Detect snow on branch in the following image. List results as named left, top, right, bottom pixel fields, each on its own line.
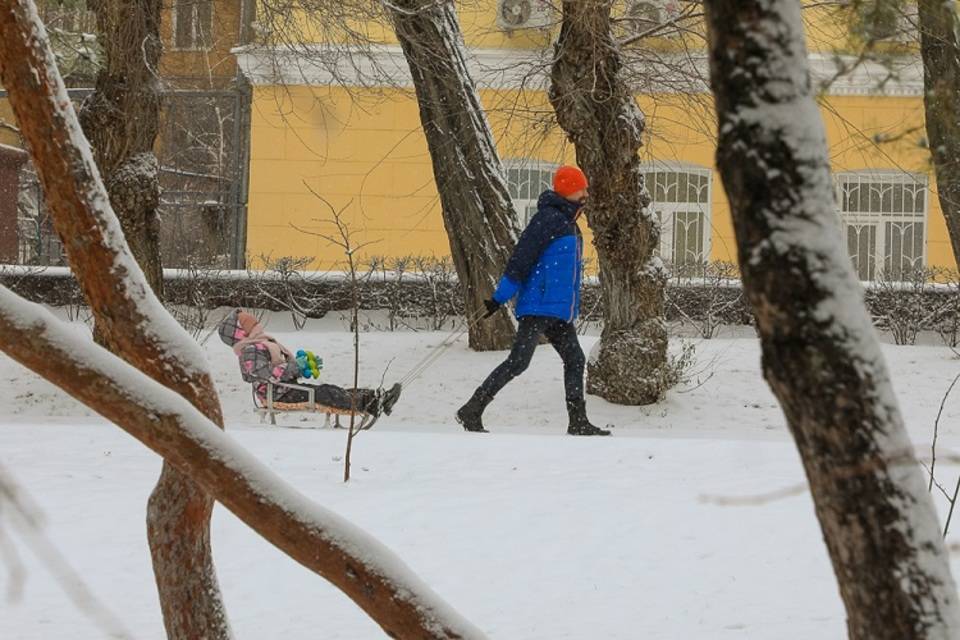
left=0, top=285, right=485, bottom=640
left=0, top=0, right=213, bottom=397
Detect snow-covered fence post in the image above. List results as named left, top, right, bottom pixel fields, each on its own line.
left=705, top=1, right=960, bottom=638
left=0, top=1, right=234, bottom=637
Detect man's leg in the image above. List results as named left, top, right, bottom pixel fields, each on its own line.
left=543, top=320, right=586, bottom=403
left=544, top=321, right=609, bottom=436
left=477, top=316, right=550, bottom=398
left=457, top=315, right=550, bottom=432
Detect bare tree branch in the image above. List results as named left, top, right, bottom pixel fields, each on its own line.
left=0, top=289, right=484, bottom=639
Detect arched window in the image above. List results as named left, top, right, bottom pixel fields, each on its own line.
left=504, top=159, right=559, bottom=225
left=835, top=171, right=928, bottom=281
left=641, top=163, right=712, bottom=268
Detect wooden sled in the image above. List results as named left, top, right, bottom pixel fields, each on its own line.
left=255, top=381, right=378, bottom=431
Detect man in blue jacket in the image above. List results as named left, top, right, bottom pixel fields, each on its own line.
left=456, top=165, right=610, bottom=436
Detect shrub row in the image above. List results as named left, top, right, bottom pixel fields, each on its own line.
left=3, top=259, right=959, bottom=346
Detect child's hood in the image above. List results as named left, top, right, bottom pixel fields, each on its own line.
left=218, top=309, right=262, bottom=347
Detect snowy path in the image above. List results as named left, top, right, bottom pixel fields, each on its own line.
left=3, top=315, right=960, bottom=638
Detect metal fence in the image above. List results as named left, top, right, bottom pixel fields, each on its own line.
left=157, top=85, right=251, bottom=269
left=7, top=82, right=251, bottom=269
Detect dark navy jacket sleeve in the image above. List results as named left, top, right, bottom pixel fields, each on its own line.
left=493, top=208, right=567, bottom=304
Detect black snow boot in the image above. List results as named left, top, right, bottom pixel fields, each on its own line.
left=456, top=391, right=492, bottom=433
left=379, top=383, right=402, bottom=416
left=566, top=399, right=611, bottom=436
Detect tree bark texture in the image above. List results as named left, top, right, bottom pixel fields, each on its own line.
left=549, top=0, right=670, bottom=405
left=388, top=0, right=519, bottom=352
left=0, top=289, right=486, bottom=640
left=0, top=3, right=231, bottom=638
left=79, top=0, right=165, bottom=296
left=705, top=1, right=960, bottom=638
left=918, top=0, right=960, bottom=268
left=0, top=5, right=486, bottom=636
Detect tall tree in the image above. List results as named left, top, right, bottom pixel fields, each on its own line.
left=705, top=1, right=960, bottom=637
left=0, top=3, right=484, bottom=636
left=16, top=1, right=230, bottom=636
left=918, top=0, right=960, bottom=266
left=386, top=0, right=520, bottom=351
left=549, top=0, right=671, bottom=405
left=79, top=0, right=164, bottom=295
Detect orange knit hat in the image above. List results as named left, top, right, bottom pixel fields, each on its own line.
left=553, top=166, right=589, bottom=197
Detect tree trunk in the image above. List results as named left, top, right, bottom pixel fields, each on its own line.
left=2, top=2, right=230, bottom=638
left=0, top=291, right=485, bottom=640
left=918, top=0, right=960, bottom=268
left=80, top=0, right=164, bottom=296
left=549, top=1, right=670, bottom=405
left=705, top=1, right=960, bottom=638
left=0, top=5, right=484, bottom=634
left=146, top=467, right=229, bottom=639
left=388, top=0, right=519, bottom=351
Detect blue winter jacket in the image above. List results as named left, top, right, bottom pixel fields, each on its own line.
left=492, top=190, right=584, bottom=322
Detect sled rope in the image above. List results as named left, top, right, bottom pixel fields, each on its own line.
left=398, top=307, right=487, bottom=387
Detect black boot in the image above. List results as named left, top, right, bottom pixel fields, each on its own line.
left=379, top=383, right=402, bottom=416
left=566, top=399, right=610, bottom=436
left=456, top=390, right=492, bottom=433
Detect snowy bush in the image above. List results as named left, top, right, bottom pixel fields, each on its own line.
left=868, top=267, right=934, bottom=345
left=866, top=267, right=957, bottom=346
left=664, top=261, right=746, bottom=338
left=933, top=273, right=960, bottom=350
left=162, top=261, right=229, bottom=341
left=5, top=258, right=960, bottom=341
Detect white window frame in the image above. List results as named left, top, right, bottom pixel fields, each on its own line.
left=641, top=162, right=713, bottom=268
left=623, top=0, right=685, bottom=39
left=834, top=170, right=928, bottom=282
left=504, top=158, right=560, bottom=225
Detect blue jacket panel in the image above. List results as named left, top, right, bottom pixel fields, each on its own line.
left=493, top=191, right=584, bottom=322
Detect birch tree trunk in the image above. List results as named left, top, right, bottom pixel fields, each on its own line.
left=918, top=0, right=960, bottom=267
left=388, top=0, right=519, bottom=351
left=0, top=2, right=231, bottom=638
left=549, top=0, right=670, bottom=405
left=705, top=1, right=960, bottom=637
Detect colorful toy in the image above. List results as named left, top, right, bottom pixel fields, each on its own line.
left=296, top=350, right=323, bottom=379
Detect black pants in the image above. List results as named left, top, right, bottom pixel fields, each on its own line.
left=277, top=383, right=376, bottom=413
left=477, top=315, right=585, bottom=403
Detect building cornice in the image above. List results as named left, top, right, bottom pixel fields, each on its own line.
left=233, top=44, right=924, bottom=98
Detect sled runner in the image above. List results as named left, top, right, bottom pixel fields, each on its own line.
left=255, top=380, right=379, bottom=431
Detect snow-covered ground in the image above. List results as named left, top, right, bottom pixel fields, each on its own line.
left=3, top=311, right=960, bottom=639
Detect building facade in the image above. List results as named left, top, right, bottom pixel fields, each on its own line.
left=1, top=1, right=950, bottom=280
left=232, top=1, right=950, bottom=279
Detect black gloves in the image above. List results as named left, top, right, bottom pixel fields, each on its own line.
left=483, top=298, right=502, bottom=318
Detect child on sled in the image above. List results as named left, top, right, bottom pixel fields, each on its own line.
left=219, top=309, right=401, bottom=418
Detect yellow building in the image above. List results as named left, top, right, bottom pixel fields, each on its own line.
left=230, top=0, right=951, bottom=280
left=1, top=1, right=947, bottom=278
